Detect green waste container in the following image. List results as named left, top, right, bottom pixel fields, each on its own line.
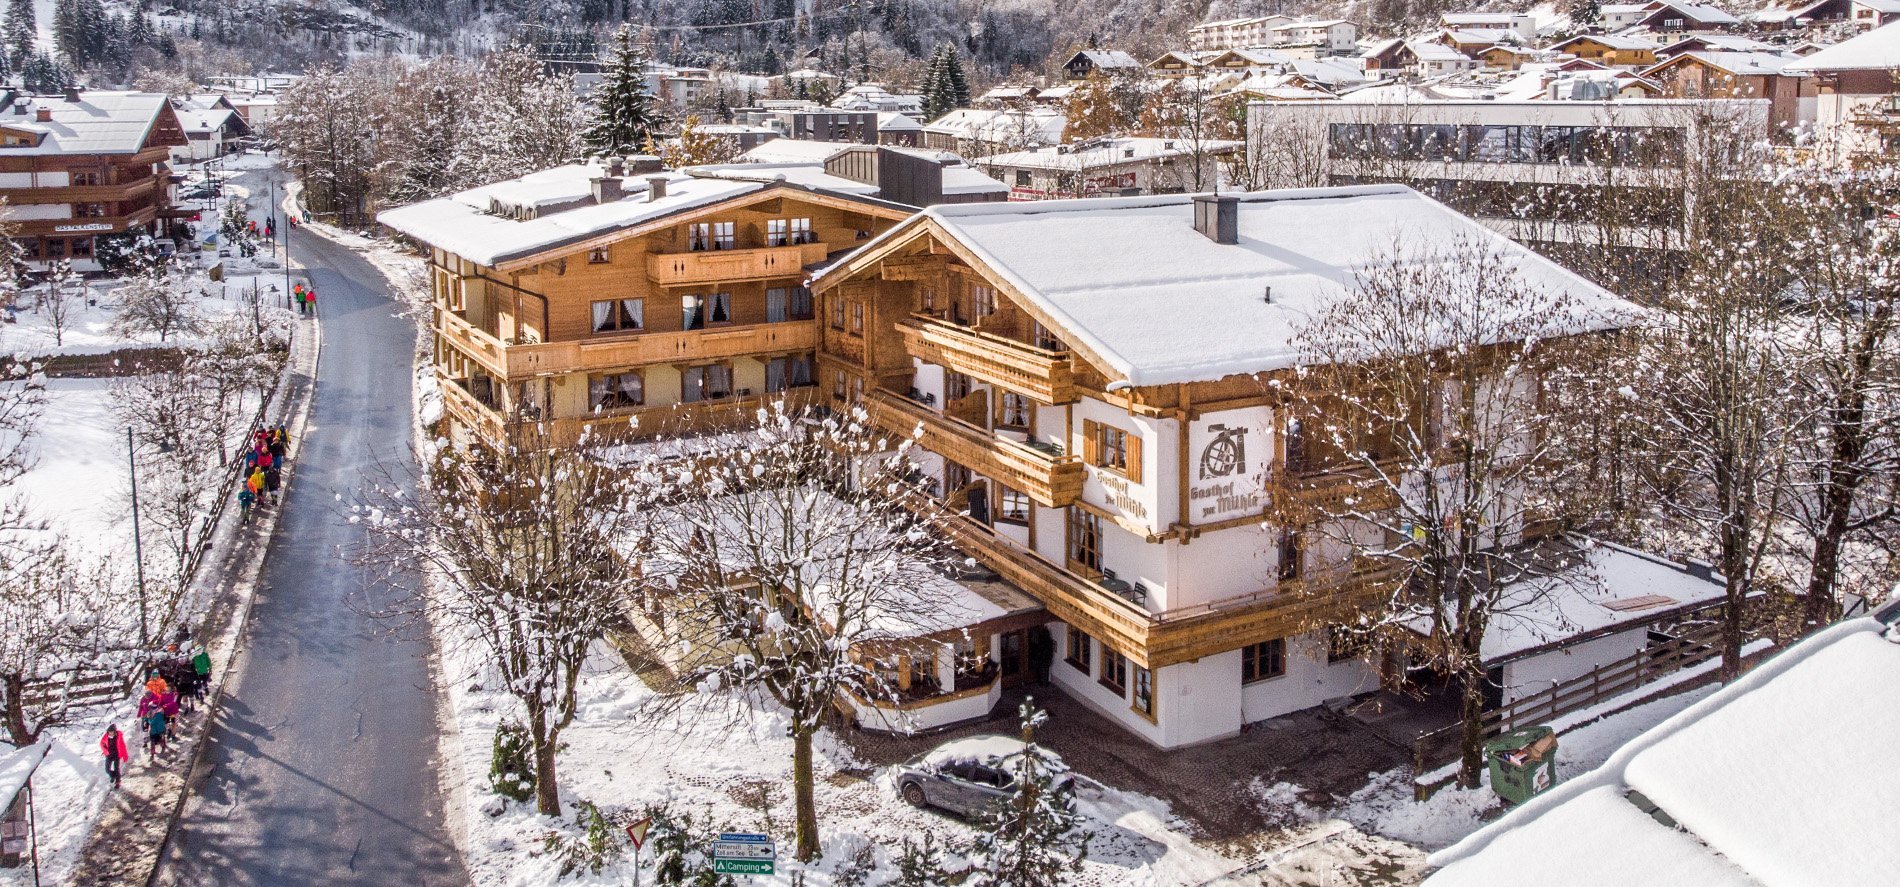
left=1486, top=726, right=1559, bottom=805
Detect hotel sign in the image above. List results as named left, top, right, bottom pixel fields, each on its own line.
left=1188, top=408, right=1274, bottom=524
left=53, top=222, right=113, bottom=233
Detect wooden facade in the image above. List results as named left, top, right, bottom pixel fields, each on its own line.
left=0, top=96, right=188, bottom=263
left=426, top=185, right=912, bottom=449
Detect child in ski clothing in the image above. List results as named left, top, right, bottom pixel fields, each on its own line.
left=238, top=486, right=255, bottom=522
left=191, top=645, right=212, bottom=698
left=145, top=708, right=169, bottom=756
left=265, top=465, right=281, bottom=495
left=268, top=434, right=286, bottom=463
left=249, top=468, right=267, bottom=503
left=101, top=724, right=129, bottom=788
left=304, top=287, right=316, bottom=315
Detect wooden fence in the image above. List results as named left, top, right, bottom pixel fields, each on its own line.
left=1411, top=621, right=1724, bottom=780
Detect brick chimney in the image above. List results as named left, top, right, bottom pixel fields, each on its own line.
left=35, top=106, right=50, bottom=123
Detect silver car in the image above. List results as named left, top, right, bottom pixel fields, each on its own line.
left=892, top=735, right=1073, bottom=818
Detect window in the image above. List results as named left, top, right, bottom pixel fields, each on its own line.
left=766, top=354, right=814, bottom=392
left=765, top=286, right=813, bottom=322
left=1242, top=639, right=1286, bottom=684
left=45, top=238, right=64, bottom=258
left=681, top=293, right=731, bottom=330
left=1015, top=170, right=1031, bottom=187
left=996, top=486, right=1030, bottom=525
left=830, top=295, right=846, bottom=329
left=588, top=372, right=644, bottom=410
left=791, top=217, right=813, bottom=244
left=590, top=299, right=643, bottom=333
left=687, top=221, right=734, bottom=250
left=70, top=170, right=100, bottom=186
left=73, top=203, right=106, bottom=218
left=832, top=370, right=847, bottom=400
left=766, top=218, right=789, bottom=247
left=70, top=236, right=91, bottom=257
left=920, top=286, right=937, bottom=314
left=1083, top=420, right=1140, bottom=480
left=970, top=284, right=996, bottom=320
left=998, top=391, right=1031, bottom=429
left=1065, top=626, right=1092, bottom=673
left=588, top=246, right=611, bottom=263
left=1032, top=321, right=1064, bottom=351
left=1276, top=530, right=1302, bottom=583
left=1067, top=508, right=1103, bottom=576
left=944, top=371, right=972, bottom=401
left=681, top=364, right=734, bottom=402
left=1100, top=647, right=1128, bottom=695
left=1284, top=418, right=1309, bottom=473
left=1133, top=665, right=1155, bottom=718
left=849, top=300, right=865, bottom=335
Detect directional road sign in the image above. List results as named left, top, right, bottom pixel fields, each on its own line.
left=712, top=832, right=776, bottom=876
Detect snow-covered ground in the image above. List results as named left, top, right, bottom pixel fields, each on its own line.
left=14, top=378, right=129, bottom=561
left=439, top=638, right=1245, bottom=886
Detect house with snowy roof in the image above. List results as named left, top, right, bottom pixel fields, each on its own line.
left=1425, top=603, right=1900, bottom=887
left=376, top=159, right=917, bottom=450
left=1850, top=0, right=1900, bottom=27
left=1268, top=19, right=1360, bottom=55
left=1188, top=15, right=1294, bottom=52
left=1630, top=0, right=1745, bottom=37
left=169, top=94, right=252, bottom=162
left=1550, top=33, right=1663, bottom=68
left=1440, top=12, right=1537, bottom=41
left=977, top=136, right=1240, bottom=201
left=1784, top=21, right=1900, bottom=160
left=0, top=89, right=189, bottom=271
left=1063, top=50, right=1144, bottom=81
left=806, top=185, right=1641, bottom=746
left=920, top=108, right=1067, bottom=156
left=1641, top=50, right=1817, bottom=130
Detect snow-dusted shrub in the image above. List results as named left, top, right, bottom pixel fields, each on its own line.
left=542, top=799, right=627, bottom=877
left=487, top=719, right=535, bottom=803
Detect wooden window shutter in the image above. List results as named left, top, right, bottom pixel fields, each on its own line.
left=1082, top=419, right=1100, bottom=465
left=1125, top=432, right=1143, bottom=483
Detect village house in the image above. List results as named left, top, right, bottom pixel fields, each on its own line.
left=1063, top=50, right=1144, bottom=81
left=920, top=107, right=1068, bottom=156
left=1603, top=1, right=1666, bottom=29
left=1785, top=20, right=1900, bottom=161
left=1640, top=50, right=1817, bottom=131
left=170, top=94, right=254, bottom=162
left=0, top=90, right=188, bottom=271
left=806, top=185, right=1637, bottom=746
left=1549, top=34, right=1663, bottom=68
left=1267, top=19, right=1360, bottom=55
left=1439, top=12, right=1538, bottom=42
left=376, top=160, right=917, bottom=450
left=978, top=137, right=1239, bottom=201
left=1630, top=0, right=1745, bottom=38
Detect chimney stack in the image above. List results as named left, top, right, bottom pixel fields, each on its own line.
left=35, top=106, right=51, bottom=123
left=607, top=155, right=625, bottom=177
left=62, top=86, right=80, bottom=103
left=1192, top=195, right=1239, bottom=245
left=646, top=175, right=669, bottom=202
left=590, top=175, right=624, bottom=204
left=12, top=98, right=26, bottom=116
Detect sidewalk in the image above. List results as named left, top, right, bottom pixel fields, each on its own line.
left=65, top=307, right=322, bottom=887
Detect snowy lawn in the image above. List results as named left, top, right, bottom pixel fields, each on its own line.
left=0, top=283, right=263, bottom=359
left=0, top=696, right=150, bottom=887
left=14, top=378, right=130, bottom=561
left=441, top=639, right=1247, bottom=886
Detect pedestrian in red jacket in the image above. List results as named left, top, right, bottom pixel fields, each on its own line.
left=100, top=724, right=129, bottom=788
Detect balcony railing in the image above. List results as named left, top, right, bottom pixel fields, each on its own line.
left=647, top=242, right=829, bottom=287
left=438, top=310, right=821, bottom=381
left=898, top=316, right=1076, bottom=404
left=0, top=176, right=159, bottom=205
left=866, top=389, right=1084, bottom=508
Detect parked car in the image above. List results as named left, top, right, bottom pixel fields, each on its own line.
left=892, top=735, right=1072, bottom=818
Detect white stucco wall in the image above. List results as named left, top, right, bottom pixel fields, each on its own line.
left=1239, top=631, right=1381, bottom=724
left=1501, top=628, right=1649, bottom=705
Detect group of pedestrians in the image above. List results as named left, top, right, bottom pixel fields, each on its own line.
left=292, top=282, right=318, bottom=316
left=238, top=424, right=293, bottom=523
left=101, top=640, right=213, bottom=789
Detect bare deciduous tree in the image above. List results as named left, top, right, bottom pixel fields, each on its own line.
left=355, top=424, right=640, bottom=817
left=111, top=266, right=203, bottom=343
left=39, top=260, right=81, bottom=348
left=623, top=399, right=968, bottom=861
left=1274, top=233, right=1612, bottom=786
left=0, top=543, right=127, bottom=746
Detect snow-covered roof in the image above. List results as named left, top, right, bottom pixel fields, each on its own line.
left=1554, top=33, right=1662, bottom=51
left=1649, top=50, right=1802, bottom=76
left=685, top=163, right=880, bottom=196
left=1856, top=0, right=1900, bottom=11
left=737, top=138, right=861, bottom=164
left=1786, top=21, right=1900, bottom=72
left=922, top=108, right=1067, bottom=146
left=877, top=111, right=924, bottom=131
left=1272, top=18, right=1353, bottom=31
left=1403, top=542, right=1729, bottom=663
left=821, top=185, right=1636, bottom=387
left=941, top=166, right=1009, bottom=196
left=1428, top=616, right=1900, bottom=887
left=1654, top=0, right=1743, bottom=23
left=1660, top=34, right=1778, bottom=54
left=1443, top=28, right=1520, bottom=44
left=1443, top=12, right=1531, bottom=24
left=982, top=136, right=1241, bottom=172
left=1412, top=42, right=1476, bottom=62
left=377, top=164, right=767, bottom=267
left=177, top=107, right=240, bottom=135
left=0, top=91, right=176, bottom=155
left=1070, top=50, right=1142, bottom=69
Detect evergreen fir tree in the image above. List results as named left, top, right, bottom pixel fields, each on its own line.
left=919, top=44, right=948, bottom=121
left=1567, top=0, right=1603, bottom=29
left=941, top=43, right=970, bottom=110
left=583, top=23, right=661, bottom=156
left=3, top=0, right=32, bottom=70
left=965, top=700, right=1090, bottom=887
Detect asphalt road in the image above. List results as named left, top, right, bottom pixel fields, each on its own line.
left=156, top=177, right=467, bottom=885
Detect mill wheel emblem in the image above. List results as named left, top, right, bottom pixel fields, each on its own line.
left=1199, top=424, right=1247, bottom=479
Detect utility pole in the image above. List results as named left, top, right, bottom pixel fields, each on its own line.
left=127, top=428, right=148, bottom=651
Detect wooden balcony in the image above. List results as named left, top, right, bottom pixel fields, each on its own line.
left=12, top=204, right=159, bottom=238
left=544, top=387, right=822, bottom=448
left=866, top=389, right=1084, bottom=508
left=438, top=310, right=821, bottom=381
left=898, top=317, right=1076, bottom=404
left=0, top=176, right=159, bottom=205
left=1272, top=462, right=1405, bottom=519
left=646, top=242, right=829, bottom=287
left=438, top=378, right=506, bottom=442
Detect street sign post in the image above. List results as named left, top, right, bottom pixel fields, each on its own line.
left=624, top=817, right=653, bottom=886
left=712, top=832, right=776, bottom=877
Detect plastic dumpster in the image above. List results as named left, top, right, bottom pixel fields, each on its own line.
left=1486, top=726, right=1559, bottom=805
